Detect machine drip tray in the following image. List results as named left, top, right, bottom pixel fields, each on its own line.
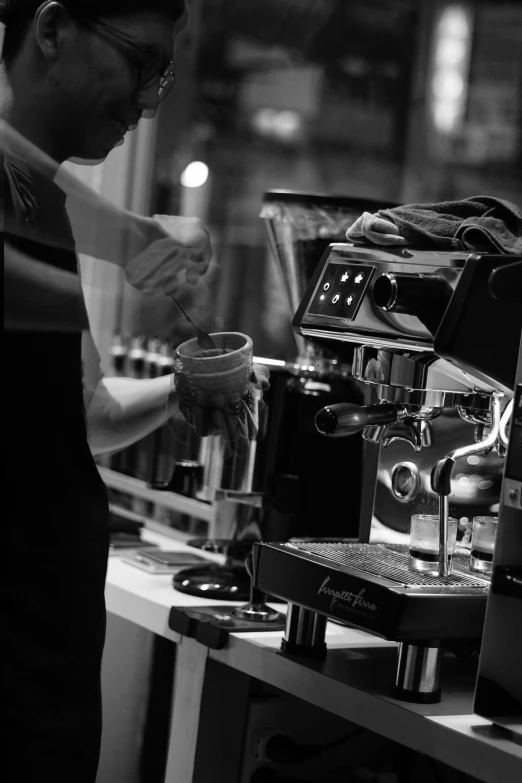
left=253, top=541, right=490, bottom=644
left=292, top=542, right=489, bottom=588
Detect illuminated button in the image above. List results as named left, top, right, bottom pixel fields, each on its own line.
left=331, top=293, right=340, bottom=304
left=345, top=295, right=354, bottom=306
left=341, top=271, right=351, bottom=283
left=354, top=273, right=364, bottom=285
left=323, top=282, right=331, bottom=291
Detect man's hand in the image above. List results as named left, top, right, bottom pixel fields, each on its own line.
left=124, top=214, right=212, bottom=295
left=182, top=363, right=271, bottom=447
left=251, top=363, right=270, bottom=395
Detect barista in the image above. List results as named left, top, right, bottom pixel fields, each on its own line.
left=1, top=2, right=268, bottom=781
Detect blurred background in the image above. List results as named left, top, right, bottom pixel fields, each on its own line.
left=65, top=0, right=522, bottom=368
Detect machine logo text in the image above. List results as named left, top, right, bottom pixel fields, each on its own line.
left=317, top=577, right=378, bottom=614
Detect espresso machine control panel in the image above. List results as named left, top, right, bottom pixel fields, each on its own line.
left=307, top=262, right=375, bottom=321
left=294, top=244, right=468, bottom=351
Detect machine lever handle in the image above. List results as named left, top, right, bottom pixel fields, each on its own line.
left=315, top=403, right=399, bottom=437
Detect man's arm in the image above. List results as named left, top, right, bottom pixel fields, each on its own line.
left=4, top=241, right=89, bottom=332
left=3, top=120, right=148, bottom=264
left=82, top=330, right=177, bottom=456
left=86, top=374, right=177, bottom=456
left=63, top=176, right=212, bottom=287
left=3, top=121, right=211, bottom=279
left=59, top=167, right=213, bottom=287
left=56, top=167, right=155, bottom=265
left=82, top=329, right=271, bottom=455
left=57, top=161, right=212, bottom=278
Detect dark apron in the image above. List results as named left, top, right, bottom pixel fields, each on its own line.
left=2, top=152, right=110, bottom=782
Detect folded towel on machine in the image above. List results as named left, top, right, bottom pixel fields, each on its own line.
left=346, top=195, right=522, bottom=254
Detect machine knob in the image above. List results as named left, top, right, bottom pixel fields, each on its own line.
left=373, top=272, right=453, bottom=313
left=315, top=403, right=399, bottom=437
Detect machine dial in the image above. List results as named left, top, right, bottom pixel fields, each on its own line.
left=391, top=462, right=421, bottom=502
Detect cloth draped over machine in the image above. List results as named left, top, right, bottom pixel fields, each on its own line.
left=346, top=195, right=522, bottom=254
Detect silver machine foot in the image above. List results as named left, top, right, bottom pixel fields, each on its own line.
left=393, top=642, right=443, bottom=703
left=281, top=602, right=327, bottom=658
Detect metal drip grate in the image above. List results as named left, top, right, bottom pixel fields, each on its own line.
left=285, top=542, right=489, bottom=588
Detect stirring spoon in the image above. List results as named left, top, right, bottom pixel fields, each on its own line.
left=170, top=295, right=218, bottom=352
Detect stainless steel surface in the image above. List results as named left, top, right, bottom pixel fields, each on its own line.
left=377, top=385, right=458, bottom=408
left=499, top=399, right=514, bottom=448
left=395, top=643, right=442, bottom=695
left=391, top=462, right=420, bottom=502
left=233, top=602, right=282, bottom=623
left=458, top=406, right=492, bottom=427
left=352, top=347, right=494, bottom=398
left=363, top=425, right=385, bottom=444
left=301, top=245, right=467, bottom=351
left=301, top=326, right=428, bottom=352
left=432, top=396, right=502, bottom=576
left=419, top=419, right=433, bottom=447
left=382, top=420, right=424, bottom=452
left=438, top=495, right=451, bottom=578
left=198, top=429, right=258, bottom=497
left=284, top=603, right=328, bottom=648
left=441, top=399, right=503, bottom=468
left=376, top=272, right=400, bottom=311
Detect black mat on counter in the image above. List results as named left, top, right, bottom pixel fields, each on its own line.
left=168, top=605, right=286, bottom=649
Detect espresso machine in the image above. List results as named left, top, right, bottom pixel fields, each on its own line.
left=174, top=191, right=396, bottom=602
left=252, top=244, right=522, bottom=702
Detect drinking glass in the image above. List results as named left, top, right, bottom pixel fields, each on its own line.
left=409, top=514, right=458, bottom=576
left=470, top=516, right=498, bottom=574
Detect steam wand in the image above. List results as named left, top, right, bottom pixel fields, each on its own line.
left=431, top=396, right=502, bottom=577
left=499, top=399, right=514, bottom=449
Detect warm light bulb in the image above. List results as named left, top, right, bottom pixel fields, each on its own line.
left=430, top=4, right=473, bottom=135
left=432, top=70, right=465, bottom=102
left=180, top=161, right=209, bottom=188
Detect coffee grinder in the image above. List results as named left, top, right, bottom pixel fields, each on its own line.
left=173, top=192, right=396, bottom=604
left=252, top=245, right=521, bottom=702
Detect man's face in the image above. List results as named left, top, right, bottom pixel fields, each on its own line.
left=49, top=12, right=178, bottom=161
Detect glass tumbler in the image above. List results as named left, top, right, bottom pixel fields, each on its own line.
left=409, top=514, right=458, bottom=576
left=470, top=516, right=498, bottom=574
left=174, top=332, right=254, bottom=438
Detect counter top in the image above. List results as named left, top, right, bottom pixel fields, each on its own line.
left=105, top=529, right=522, bottom=783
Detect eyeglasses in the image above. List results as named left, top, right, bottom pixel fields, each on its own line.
left=76, top=17, right=176, bottom=103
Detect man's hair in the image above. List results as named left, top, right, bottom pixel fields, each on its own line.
left=1, top=1, right=187, bottom=65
